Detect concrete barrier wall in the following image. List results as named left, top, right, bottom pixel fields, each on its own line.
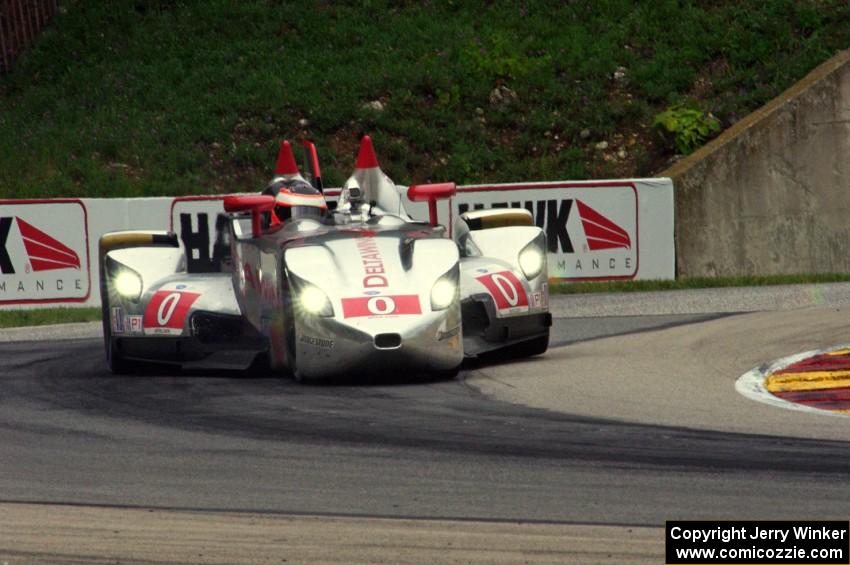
left=663, top=49, right=850, bottom=277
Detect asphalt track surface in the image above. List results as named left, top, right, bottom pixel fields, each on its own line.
left=3, top=285, right=850, bottom=562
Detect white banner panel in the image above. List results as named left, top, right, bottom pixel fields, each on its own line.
left=0, top=199, right=91, bottom=305
left=170, top=196, right=233, bottom=274
left=454, top=182, right=638, bottom=280
left=449, top=179, right=674, bottom=281
left=0, top=177, right=674, bottom=308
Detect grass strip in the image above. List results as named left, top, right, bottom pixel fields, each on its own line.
left=551, top=273, right=850, bottom=294
left=0, top=307, right=101, bottom=329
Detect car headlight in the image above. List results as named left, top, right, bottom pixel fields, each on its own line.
left=105, top=256, right=143, bottom=301
left=299, top=284, right=334, bottom=317
left=114, top=270, right=143, bottom=299
left=518, top=235, right=546, bottom=280
left=112, top=267, right=142, bottom=302
left=430, top=276, right=457, bottom=311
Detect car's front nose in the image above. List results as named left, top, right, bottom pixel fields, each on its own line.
left=293, top=308, right=463, bottom=380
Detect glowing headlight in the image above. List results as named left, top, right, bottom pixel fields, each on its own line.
left=114, top=270, right=142, bottom=300
left=299, top=285, right=333, bottom=317
left=519, top=244, right=544, bottom=280
left=430, top=278, right=457, bottom=311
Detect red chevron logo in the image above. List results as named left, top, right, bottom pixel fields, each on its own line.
left=16, top=217, right=81, bottom=271
left=576, top=200, right=631, bottom=251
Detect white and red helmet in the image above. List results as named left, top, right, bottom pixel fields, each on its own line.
left=263, top=178, right=327, bottom=223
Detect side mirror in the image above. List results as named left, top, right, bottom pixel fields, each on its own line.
left=224, top=195, right=275, bottom=237
left=407, top=182, right=456, bottom=226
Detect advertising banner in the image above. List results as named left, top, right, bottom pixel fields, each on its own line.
left=0, top=177, right=674, bottom=308
left=171, top=196, right=232, bottom=274
left=0, top=199, right=91, bottom=305
left=453, top=182, right=641, bottom=281
left=398, top=179, right=673, bottom=281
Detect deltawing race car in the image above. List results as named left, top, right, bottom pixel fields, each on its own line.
left=100, top=136, right=551, bottom=380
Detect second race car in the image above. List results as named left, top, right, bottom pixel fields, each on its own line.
left=100, top=136, right=551, bottom=380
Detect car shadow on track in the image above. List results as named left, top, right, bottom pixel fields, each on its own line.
left=119, top=351, right=557, bottom=386
left=99, top=337, right=551, bottom=387
left=110, top=360, right=459, bottom=388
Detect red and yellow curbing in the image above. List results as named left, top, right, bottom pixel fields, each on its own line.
left=764, top=349, right=850, bottom=413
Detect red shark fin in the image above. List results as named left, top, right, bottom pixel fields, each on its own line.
left=274, top=140, right=299, bottom=176
left=355, top=135, right=379, bottom=169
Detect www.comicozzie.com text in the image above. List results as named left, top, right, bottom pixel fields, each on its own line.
left=670, top=524, right=847, bottom=544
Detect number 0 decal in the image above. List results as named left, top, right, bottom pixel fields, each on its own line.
left=367, top=296, right=396, bottom=315
left=157, top=292, right=182, bottom=325
left=143, top=290, right=201, bottom=334
left=476, top=271, right=529, bottom=310
left=342, top=295, right=421, bottom=318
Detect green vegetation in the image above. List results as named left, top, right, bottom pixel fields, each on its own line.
left=551, top=273, right=850, bottom=294
left=0, top=307, right=100, bottom=328
left=653, top=102, right=721, bottom=155
left=1, top=1, right=848, bottom=199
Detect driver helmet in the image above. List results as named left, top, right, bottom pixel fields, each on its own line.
left=263, top=178, right=327, bottom=223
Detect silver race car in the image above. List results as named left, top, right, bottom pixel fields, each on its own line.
left=100, top=137, right=551, bottom=380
